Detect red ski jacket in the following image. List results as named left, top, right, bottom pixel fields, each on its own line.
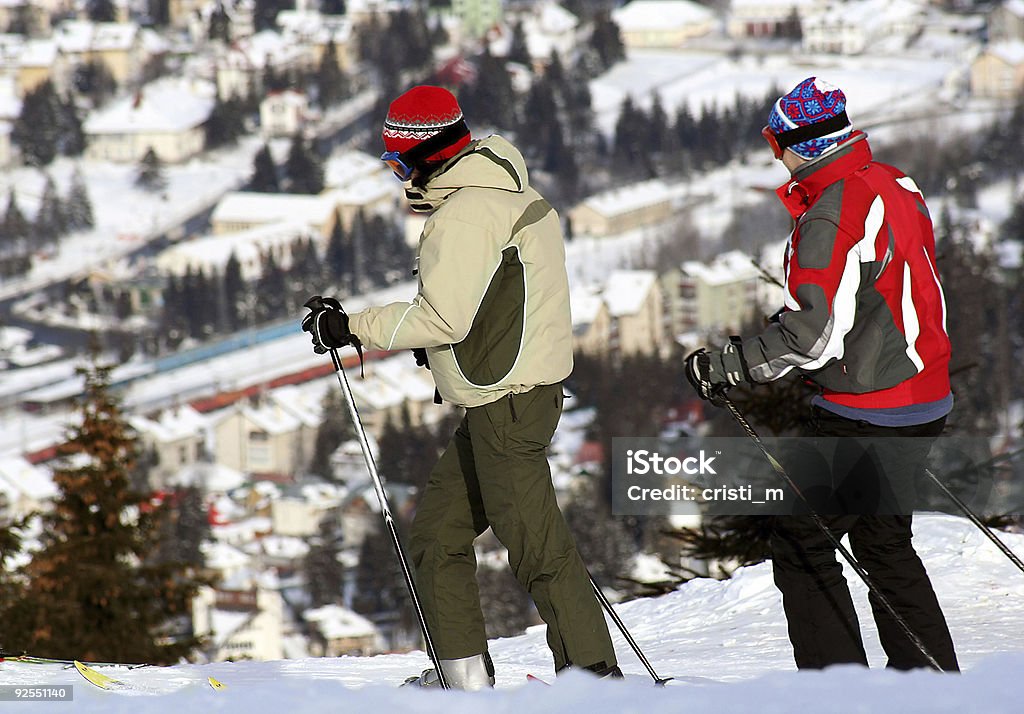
left=742, top=132, right=952, bottom=411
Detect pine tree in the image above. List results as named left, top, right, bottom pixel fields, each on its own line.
left=249, top=144, right=280, bottom=192
left=0, top=352, right=204, bottom=663
left=33, top=174, right=67, bottom=248
left=73, top=61, right=117, bottom=109
left=310, top=387, right=356, bottom=479
left=316, top=40, right=347, bottom=108
left=223, top=252, right=246, bottom=331
left=1, top=188, right=30, bottom=244
left=86, top=0, right=116, bottom=22
left=284, top=133, right=324, bottom=194
left=208, top=3, right=232, bottom=43
left=136, top=148, right=167, bottom=191
left=304, top=517, right=345, bottom=607
left=12, top=80, right=61, bottom=167
left=57, top=95, right=86, bottom=157
left=507, top=21, right=532, bottom=67
left=65, top=167, right=95, bottom=231
left=591, top=12, right=625, bottom=71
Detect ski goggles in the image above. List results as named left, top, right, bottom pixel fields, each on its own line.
left=761, top=111, right=850, bottom=159
left=380, top=119, right=470, bottom=180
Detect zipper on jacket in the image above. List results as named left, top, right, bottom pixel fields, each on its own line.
left=508, top=393, right=518, bottom=422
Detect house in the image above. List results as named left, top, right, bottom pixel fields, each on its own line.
left=0, top=455, right=57, bottom=519
left=801, top=0, right=926, bottom=55
left=727, top=0, right=820, bottom=39
left=211, top=192, right=341, bottom=239
left=84, top=78, right=216, bottom=164
left=0, top=0, right=51, bottom=38
left=970, top=41, right=1024, bottom=98
left=611, top=0, right=715, bottom=50
left=322, top=149, right=402, bottom=231
left=568, top=179, right=684, bottom=238
left=304, top=604, right=382, bottom=656
left=155, top=221, right=322, bottom=280
left=128, top=405, right=208, bottom=491
left=276, top=10, right=357, bottom=72
left=990, top=0, right=1024, bottom=43
left=260, top=89, right=313, bottom=138
left=207, top=391, right=320, bottom=479
left=192, top=579, right=286, bottom=661
left=570, top=285, right=612, bottom=358
left=664, top=250, right=764, bottom=343
left=603, top=270, right=666, bottom=357
left=270, top=481, right=346, bottom=538
left=215, top=30, right=312, bottom=101
left=54, top=20, right=145, bottom=87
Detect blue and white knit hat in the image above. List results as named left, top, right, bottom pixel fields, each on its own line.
left=767, top=77, right=853, bottom=159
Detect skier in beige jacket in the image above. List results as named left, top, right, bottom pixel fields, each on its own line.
left=301, top=85, right=618, bottom=689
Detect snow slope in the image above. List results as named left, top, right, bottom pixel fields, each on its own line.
left=3, top=514, right=1024, bottom=713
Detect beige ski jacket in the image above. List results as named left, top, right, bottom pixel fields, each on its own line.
left=348, top=135, right=573, bottom=407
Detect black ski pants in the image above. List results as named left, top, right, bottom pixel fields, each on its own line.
left=770, top=407, right=959, bottom=671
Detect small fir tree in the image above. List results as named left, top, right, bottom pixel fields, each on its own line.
left=136, top=148, right=167, bottom=191
left=0, top=350, right=204, bottom=663
left=249, top=144, right=280, bottom=192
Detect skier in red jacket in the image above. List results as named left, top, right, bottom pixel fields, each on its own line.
left=685, top=77, right=959, bottom=671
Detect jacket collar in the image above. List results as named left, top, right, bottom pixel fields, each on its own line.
left=775, top=132, right=872, bottom=218
left=404, top=135, right=528, bottom=213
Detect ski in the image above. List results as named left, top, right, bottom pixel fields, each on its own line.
left=72, top=659, right=226, bottom=693
left=526, top=674, right=550, bottom=685
left=74, top=660, right=133, bottom=691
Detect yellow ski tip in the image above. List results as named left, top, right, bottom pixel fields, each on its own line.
left=74, top=660, right=124, bottom=690
left=208, top=676, right=227, bottom=691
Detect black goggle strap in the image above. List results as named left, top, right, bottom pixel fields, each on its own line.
left=773, top=111, right=850, bottom=150
left=396, top=119, right=470, bottom=169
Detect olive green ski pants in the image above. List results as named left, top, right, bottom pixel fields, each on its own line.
left=409, top=383, right=617, bottom=671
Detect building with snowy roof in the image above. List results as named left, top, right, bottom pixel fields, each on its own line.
left=207, top=390, right=320, bottom=480
left=192, top=579, right=285, bottom=662
left=128, top=405, right=209, bottom=490
left=211, top=191, right=340, bottom=240
left=664, top=249, right=764, bottom=342
left=276, top=9, right=357, bottom=72
left=84, top=77, right=216, bottom=163
left=727, top=0, right=822, bottom=39
left=569, top=270, right=667, bottom=359
left=155, top=220, right=321, bottom=281
left=260, top=89, right=314, bottom=138
left=0, top=0, right=50, bottom=38
left=214, top=30, right=313, bottom=101
left=570, top=285, right=612, bottom=358
left=54, top=20, right=145, bottom=86
left=611, top=0, right=715, bottom=49
left=568, top=179, right=685, bottom=238
left=801, top=0, right=926, bottom=55
left=604, top=269, right=666, bottom=357
left=990, top=0, right=1024, bottom=43
left=970, top=40, right=1024, bottom=98
left=304, top=604, right=382, bottom=657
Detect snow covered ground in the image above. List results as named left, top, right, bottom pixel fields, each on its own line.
left=3, top=514, right=1023, bottom=712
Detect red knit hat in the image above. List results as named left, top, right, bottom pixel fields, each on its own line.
left=382, top=86, right=472, bottom=165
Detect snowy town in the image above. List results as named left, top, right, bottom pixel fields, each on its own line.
left=0, top=0, right=1023, bottom=678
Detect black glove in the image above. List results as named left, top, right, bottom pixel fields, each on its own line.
left=302, top=296, right=359, bottom=354
left=684, top=337, right=751, bottom=404
left=412, top=347, right=430, bottom=370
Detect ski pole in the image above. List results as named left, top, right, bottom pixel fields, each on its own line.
left=304, top=297, right=449, bottom=690
left=588, top=575, right=672, bottom=685
left=922, top=468, right=1024, bottom=577
left=721, top=396, right=946, bottom=672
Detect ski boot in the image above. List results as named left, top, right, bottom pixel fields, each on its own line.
left=402, top=652, right=495, bottom=691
